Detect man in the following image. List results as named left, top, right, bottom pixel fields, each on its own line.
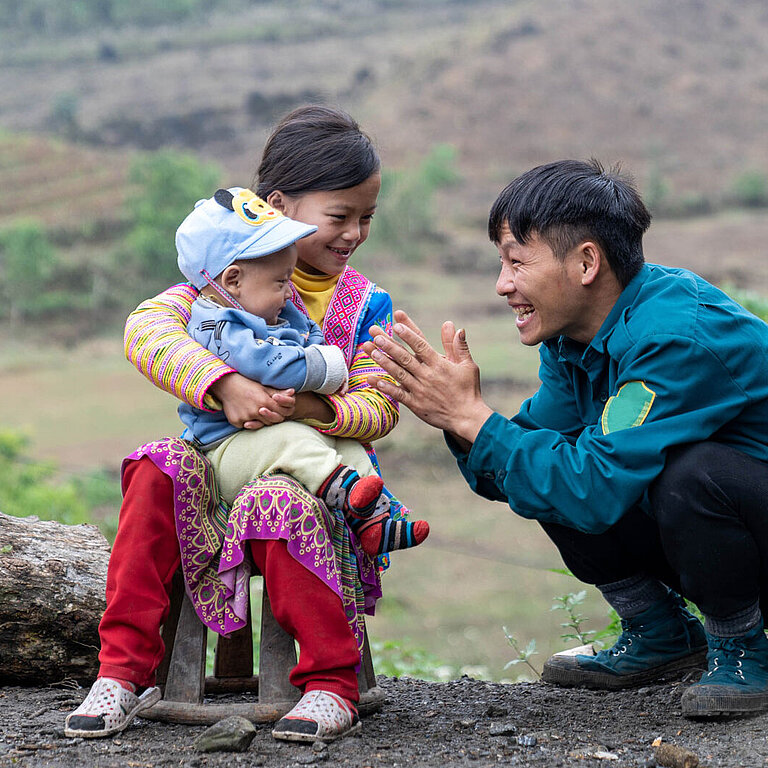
left=363, top=159, right=768, bottom=718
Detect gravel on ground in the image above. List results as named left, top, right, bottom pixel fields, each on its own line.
left=1, top=674, right=765, bottom=767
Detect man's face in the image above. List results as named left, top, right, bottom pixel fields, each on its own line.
left=495, top=223, right=593, bottom=346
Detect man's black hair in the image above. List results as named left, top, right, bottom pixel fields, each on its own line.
left=488, top=159, right=652, bottom=287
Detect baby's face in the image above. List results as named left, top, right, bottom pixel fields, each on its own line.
left=236, top=245, right=297, bottom=324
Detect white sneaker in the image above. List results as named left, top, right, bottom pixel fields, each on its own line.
left=64, top=678, right=161, bottom=738
left=271, top=690, right=361, bottom=742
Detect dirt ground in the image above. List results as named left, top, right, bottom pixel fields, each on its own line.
left=1, top=673, right=765, bottom=768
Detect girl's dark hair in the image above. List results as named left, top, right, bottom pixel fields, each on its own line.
left=488, top=159, right=651, bottom=287
left=252, top=105, right=380, bottom=198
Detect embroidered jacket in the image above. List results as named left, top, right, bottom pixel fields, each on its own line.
left=448, top=264, right=768, bottom=533
left=124, top=267, right=399, bottom=444
left=179, top=298, right=348, bottom=447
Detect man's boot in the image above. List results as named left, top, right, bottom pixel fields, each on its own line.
left=681, top=624, right=768, bottom=717
left=542, top=592, right=707, bottom=689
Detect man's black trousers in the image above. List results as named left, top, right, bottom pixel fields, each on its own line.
left=540, top=442, right=768, bottom=622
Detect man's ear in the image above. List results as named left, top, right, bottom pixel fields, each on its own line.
left=219, top=264, right=242, bottom=295
left=578, top=242, right=602, bottom=286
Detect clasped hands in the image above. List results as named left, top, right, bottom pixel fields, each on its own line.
left=210, top=374, right=335, bottom=430
left=362, top=310, right=494, bottom=446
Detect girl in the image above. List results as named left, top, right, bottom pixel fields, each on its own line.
left=66, top=106, right=415, bottom=743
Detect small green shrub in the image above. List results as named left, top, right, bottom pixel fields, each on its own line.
left=367, top=143, right=460, bottom=263
left=0, top=218, right=58, bottom=322
left=644, top=164, right=670, bottom=216
left=122, top=150, right=220, bottom=293
left=675, top=191, right=712, bottom=217
left=551, top=590, right=595, bottom=646
left=50, top=91, right=80, bottom=138
left=0, top=430, right=88, bottom=525
left=730, top=170, right=768, bottom=208
left=0, top=430, right=119, bottom=539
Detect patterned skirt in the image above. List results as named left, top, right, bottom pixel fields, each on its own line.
left=123, top=437, right=382, bottom=656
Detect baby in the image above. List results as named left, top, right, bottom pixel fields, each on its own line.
left=175, top=187, right=429, bottom=556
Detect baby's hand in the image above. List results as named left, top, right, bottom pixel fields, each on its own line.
left=335, top=381, right=349, bottom=396
left=212, top=373, right=294, bottom=429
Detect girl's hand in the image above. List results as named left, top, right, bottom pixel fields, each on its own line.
left=210, top=372, right=295, bottom=430
left=292, top=391, right=336, bottom=423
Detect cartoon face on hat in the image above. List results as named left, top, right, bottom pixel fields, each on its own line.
left=230, top=188, right=283, bottom=227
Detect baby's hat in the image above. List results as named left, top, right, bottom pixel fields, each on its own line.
left=177, top=187, right=317, bottom=289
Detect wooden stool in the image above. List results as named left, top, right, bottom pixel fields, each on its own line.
left=142, top=570, right=384, bottom=725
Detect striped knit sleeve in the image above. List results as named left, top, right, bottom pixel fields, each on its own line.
left=314, top=346, right=400, bottom=442
left=124, top=283, right=235, bottom=411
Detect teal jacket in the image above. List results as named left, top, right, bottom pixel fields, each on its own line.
left=450, top=264, right=768, bottom=533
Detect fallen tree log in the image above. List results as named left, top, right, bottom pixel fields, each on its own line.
left=0, top=511, right=110, bottom=685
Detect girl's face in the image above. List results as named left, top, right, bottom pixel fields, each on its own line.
left=269, top=173, right=381, bottom=276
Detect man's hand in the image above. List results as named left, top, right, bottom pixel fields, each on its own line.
left=362, top=310, right=494, bottom=445
left=209, top=372, right=295, bottom=430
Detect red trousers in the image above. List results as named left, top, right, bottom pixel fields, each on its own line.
left=98, top=456, right=360, bottom=702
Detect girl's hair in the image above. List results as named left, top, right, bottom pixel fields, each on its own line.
left=253, top=105, right=380, bottom=198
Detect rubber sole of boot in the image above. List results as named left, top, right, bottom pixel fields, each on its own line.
left=542, top=648, right=708, bottom=690
left=681, top=685, right=768, bottom=718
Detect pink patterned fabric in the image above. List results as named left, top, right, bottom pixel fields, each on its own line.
left=124, top=438, right=381, bottom=655
left=289, top=266, right=373, bottom=367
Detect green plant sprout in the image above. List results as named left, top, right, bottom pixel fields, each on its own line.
left=548, top=569, right=703, bottom=653
left=502, top=627, right=540, bottom=679
left=549, top=568, right=622, bottom=650
left=551, top=590, right=595, bottom=646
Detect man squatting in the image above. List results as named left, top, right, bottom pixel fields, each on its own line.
left=364, top=159, right=768, bottom=718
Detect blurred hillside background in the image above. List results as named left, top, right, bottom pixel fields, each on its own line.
left=2, top=0, right=768, bottom=681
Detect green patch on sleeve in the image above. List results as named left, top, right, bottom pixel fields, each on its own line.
left=601, top=381, right=656, bottom=435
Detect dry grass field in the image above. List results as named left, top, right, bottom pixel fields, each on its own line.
left=2, top=1, right=768, bottom=210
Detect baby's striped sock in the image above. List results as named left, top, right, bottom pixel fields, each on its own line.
left=350, top=512, right=430, bottom=557
left=317, top=465, right=383, bottom=519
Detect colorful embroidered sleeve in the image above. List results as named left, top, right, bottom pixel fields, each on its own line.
left=309, top=286, right=399, bottom=442
left=313, top=347, right=400, bottom=442
left=125, top=280, right=399, bottom=432
left=124, top=283, right=234, bottom=411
